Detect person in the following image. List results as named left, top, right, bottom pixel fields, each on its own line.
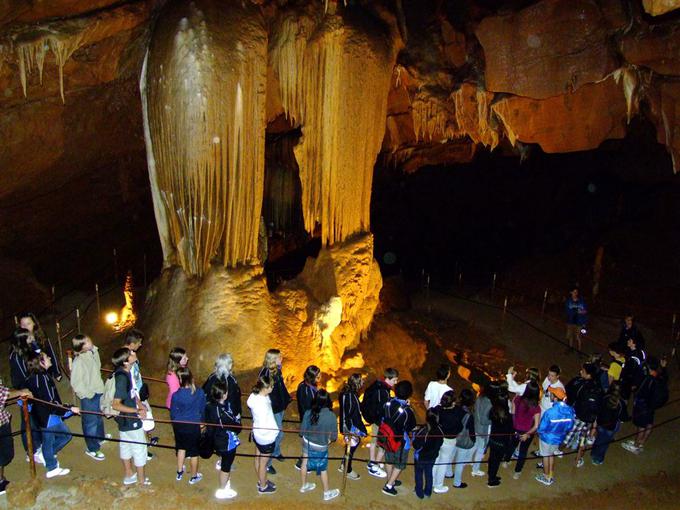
left=540, top=365, right=565, bottom=413
left=535, top=387, right=574, bottom=486
left=607, top=342, right=626, bottom=387
left=618, top=313, right=644, bottom=347
left=0, top=380, right=32, bottom=494
left=18, top=312, right=61, bottom=381
left=622, top=357, right=668, bottom=455
left=166, top=347, right=188, bottom=409
left=423, top=364, right=452, bottom=409
left=258, top=349, right=291, bottom=473
left=450, top=389, right=476, bottom=489
left=619, top=335, right=647, bottom=402
left=506, top=381, right=540, bottom=479
left=170, top=367, right=206, bottom=484
left=563, top=363, right=602, bottom=467
left=591, top=381, right=627, bottom=464
left=202, top=353, right=242, bottom=420
left=299, top=389, right=340, bottom=501
left=295, top=365, right=320, bottom=471
left=123, top=330, right=157, bottom=455
left=506, top=366, right=540, bottom=397
left=412, top=409, right=443, bottom=499
left=205, top=379, right=241, bottom=500
left=24, top=352, right=80, bottom=478
left=247, top=375, right=279, bottom=494
left=110, top=347, right=150, bottom=486
left=486, top=381, right=513, bottom=488
left=9, top=328, right=43, bottom=464
left=432, top=390, right=456, bottom=493
left=70, top=334, right=106, bottom=461
left=361, top=368, right=399, bottom=478
left=471, top=381, right=493, bottom=477
left=565, top=286, right=587, bottom=352
left=380, top=380, right=416, bottom=496
left=338, top=373, right=366, bottom=480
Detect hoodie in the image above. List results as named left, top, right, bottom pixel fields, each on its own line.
left=537, top=401, right=575, bottom=446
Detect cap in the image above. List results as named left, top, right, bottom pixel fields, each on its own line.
left=548, top=386, right=567, bottom=401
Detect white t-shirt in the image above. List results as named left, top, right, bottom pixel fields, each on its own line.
left=540, top=377, right=565, bottom=412
left=424, top=381, right=453, bottom=408
left=247, top=393, right=279, bottom=445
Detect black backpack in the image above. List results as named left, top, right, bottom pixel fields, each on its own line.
left=361, top=381, right=382, bottom=425
left=576, top=381, right=602, bottom=423
left=650, top=377, right=669, bottom=410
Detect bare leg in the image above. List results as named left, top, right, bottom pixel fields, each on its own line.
left=258, top=453, right=270, bottom=487
left=189, top=456, right=198, bottom=478
left=122, top=458, right=134, bottom=478
left=136, top=465, right=145, bottom=484
left=376, top=447, right=385, bottom=464
left=387, top=467, right=401, bottom=486
left=320, top=470, right=329, bottom=492
left=177, top=449, right=186, bottom=473
left=543, top=456, right=554, bottom=478
left=636, top=425, right=653, bottom=447
left=300, top=457, right=308, bottom=486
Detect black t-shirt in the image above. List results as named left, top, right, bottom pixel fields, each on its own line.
left=114, top=370, right=142, bottom=431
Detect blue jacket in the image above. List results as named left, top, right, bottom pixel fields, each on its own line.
left=537, top=402, right=575, bottom=445
left=565, top=297, right=588, bottom=326
left=170, top=387, right=206, bottom=423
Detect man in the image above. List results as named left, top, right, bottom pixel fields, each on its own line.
left=380, top=381, right=416, bottom=496
left=0, top=382, right=32, bottom=495
left=619, top=335, right=647, bottom=402
left=618, top=314, right=644, bottom=347
left=361, top=368, right=398, bottom=478
left=563, top=363, right=602, bottom=467
left=565, top=287, right=588, bottom=352
left=535, top=387, right=574, bottom=486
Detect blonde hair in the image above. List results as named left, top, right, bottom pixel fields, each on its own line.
left=262, top=349, right=280, bottom=377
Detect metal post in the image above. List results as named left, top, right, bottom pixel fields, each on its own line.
left=22, top=398, right=36, bottom=478
left=502, top=296, right=508, bottom=330
left=672, top=313, right=677, bottom=342
left=426, top=274, right=431, bottom=314
left=55, top=321, right=64, bottom=368
left=95, top=283, right=101, bottom=317
left=341, top=436, right=352, bottom=493
left=113, top=248, right=119, bottom=284
left=76, top=308, right=81, bottom=334
left=541, top=289, right=548, bottom=317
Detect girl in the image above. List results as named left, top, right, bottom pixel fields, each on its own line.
left=166, top=347, right=188, bottom=409
left=203, top=353, right=242, bottom=419
left=170, top=367, right=206, bottom=484
left=24, top=352, right=80, bottom=478
left=450, top=389, right=476, bottom=489
left=471, top=381, right=493, bottom=477
left=506, top=380, right=541, bottom=479
left=205, top=379, right=241, bottom=499
left=18, top=312, right=61, bottom=381
left=431, top=390, right=456, bottom=493
left=258, top=349, right=291, bottom=472
left=338, top=373, right=366, bottom=480
left=247, top=375, right=279, bottom=494
left=412, top=409, right=444, bottom=499
left=487, top=381, right=512, bottom=488
left=591, top=381, right=627, bottom=464
left=296, top=365, right=320, bottom=470
left=299, top=389, right=340, bottom=501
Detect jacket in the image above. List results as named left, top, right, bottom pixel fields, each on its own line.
left=70, top=347, right=105, bottom=399
left=9, top=351, right=29, bottom=389
left=170, top=387, right=206, bottom=423
left=361, top=379, right=392, bottom=424
left=258, top=366, right=291, bottom=414
left=24, top=373, right=70, bottom=428
left=537, top=401, right=575, bottom=445
left=205, top=401, right=241, bottom=454
left=296, top=382, right=317, bottom=420
left=339, top=390, right=367, bottom=435
left=382, top=398, right=416, bottom=438
left=202, top=373, right=242, bottom=417
left=300, top=407, right=338, bottom=446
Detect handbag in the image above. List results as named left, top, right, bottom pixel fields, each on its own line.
left=141, top=402, right=155, bottom=432
left=456, top=413, right=475, bottom=449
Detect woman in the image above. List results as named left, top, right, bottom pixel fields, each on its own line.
left=299, top=389, right=340, bottom=501
left=170, top=367, right=206, bottom=484
left=506, top=380, right=541, bottom=479
left=487, top=381, right=513, bottom=488
left=295, top=365, right=320, bottom=470
left=471, top=381, right=493, bottom=477
left=203, top=353, right=242, bottom=419
left=450, top=389, right=476, bottom=489
left=258, top=349, right=291, bottom=472
left=338, top=373, right=366, bottom=480
left=247, top=375, right=279, bottom=494
left=591, top=381, right=627, bottom=464
left=431, top=390, right=457, bottom=493
left=166, top=347, right=188, bottom=409
left=18, top=312, right=61, bottom=381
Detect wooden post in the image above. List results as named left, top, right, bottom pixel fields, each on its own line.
left=492, top=273, right=497, bottom=292
left=22, top=398, right=36, bottom=479
left=13, top=315, right=18, bottom=327
left=426, top=274, right=431, bottom=315
left=672, top=313, right=677, bottom=343
left=458, top=272, right=463, bottom=286
left=76, top=308, right=81, bottom=334
left=541, top=289, right=548, bottom=317
left=55, top=321, right=64, bottom=368
left=95, top=283, right=101, bottom=317
left=502, top=296, right=508, bottom=330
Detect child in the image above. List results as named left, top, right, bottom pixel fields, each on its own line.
left=380, top=380, right=416, bottom=496
left=0, top=380, right=32, bottom=494
left=24, top=352, right=80, bottom=478
left=205, top=379, right=241, bottom=499
left=431, top=390, right=456, bottom=493
left=170, top=367, right=206, bottom=484
left=591, top=382, right=627, bottom=464
left=299, top=389, right=340, bottom=501
left=70, top=334, right=106, bottom=461
left=471, top=381, right=492, bottom=477
left=258, top=349, right=291, bottom=472
left=540, top=365, right=565, bottom=413
left=361, top=368, right=399, bottom=478
left=423, top=364, right=453, bottom=409
left=202, top=353, right=242, bottom=420
left=111, top=347, right=150, bottom=486
left=536, top=387, right=574, bottom=485
left=339, top=373, right=366, bottom=480
left=247, top=375, right=279, bottom=494
left=607, top=343, right=626, bottom=387
left=506, top=381, right=540, bottom=479
left=487, top=382, right=513, bottom=488
left=295, top=365, right=320, bottom=470
left=18, top=312, right=62, bottom=381
left=123, top=329, right=157, bottom=454
left=412, top=409, right=443, bottom=499
left=450, top=389, right=476, bottom=489
left=166, top=347, right=188, bottom=409
left=563, top=363, right=602, bottom=467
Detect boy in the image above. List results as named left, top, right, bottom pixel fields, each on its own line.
left=361, top=368, right=399, bottom=478
left=535, top=387, right=574, bottom=485
left=607, top=342, right=626, bottom=387
left=423, top=364, right=452, bottom=409
left=540, top=365, right=565, bottom=413
left=563, top=363, right=602, bottom=467
left=0, top=380, right=32, bottom=495
left=111, top=347, right=150, bottom=486
left=70, top=334, right=106, bottom=461
left=380, top=380, right=416, bottom=496
left=565, top=286, right=587, bottom=352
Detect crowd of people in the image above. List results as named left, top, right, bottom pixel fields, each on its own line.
left=0, top=305, right=672, bottom=501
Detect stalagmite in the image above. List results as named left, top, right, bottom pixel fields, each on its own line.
left=143, top=0, right=268, bottom=276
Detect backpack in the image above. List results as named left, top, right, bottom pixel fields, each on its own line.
left=101, top=372, right=121, bottom=418
left=650, top=377, right=669, bottom=410
left=575, top=381, right=602, bottom=423
left=360, top=382, right=382, bottom=424
left=377, top=421, right=401, bottom=453
left=456, top=413, right=474, bottom=449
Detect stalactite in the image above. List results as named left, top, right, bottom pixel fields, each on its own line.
left=144, top=0, right=267, bottom=276
left=451, top=84, right=499, bottom=149
left=411, top=94, right=454, bottom=142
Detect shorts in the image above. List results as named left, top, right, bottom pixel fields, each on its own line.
left=566, top=324, right=581, bottom=343
left=538, top=439, right=558, bottom=457
left=562, top=419, right=591, bottom=447
left=255, top=440, right=275, bottom=454
left=119, top=428, right=148, bottom=467
left=633, top=402, right=654, bottom=428
left=0, top=422, right=14, bottom=467
left=173, top=423, right=201, bottom=457
left=385, top=445, right=408, bottom=470
left=220, top=449, right=237, bottom=473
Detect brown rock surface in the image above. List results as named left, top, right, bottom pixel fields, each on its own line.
left=476, top=0, right=617, bottom=99
left=643, top=0, right=680, bottom=16
left=621, top=24, right=680, bottom=76
left=649, top=80, right=680, bottom=171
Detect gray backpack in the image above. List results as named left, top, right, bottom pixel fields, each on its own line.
left=456, top=413, right=474, bottom=449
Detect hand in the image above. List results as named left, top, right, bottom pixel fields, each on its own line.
left=71, top=407, right=81, bottom=415
left=20, top=389, right=33, bottom=398
left=56, top=376, right=63, bottom=382
left=520, top=433, right=528, bottom=442
left=138, top=407, right=148, bottom=420
left=661, top=357, right=668, bottom=368
left=200, top=425, right=206, bottom=433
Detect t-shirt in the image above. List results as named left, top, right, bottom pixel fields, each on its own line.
left=424, top=381, right=453, bottom=409
left=114, top=370, right=142, bottom=432
left=608, top=358, right=624, bottom=381
left=540, top=377, right=565, bottom=412
left=247, top=393, right=279, bottom=445
left=512, top=396, right=540, bottom=432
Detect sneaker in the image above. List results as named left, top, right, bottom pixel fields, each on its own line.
left=215, top=486, right=237, bottom=499
left=576, top=458, right=585, bottom=468
left=513, top=472, right=521, bottom=480
left=147, top=452, right=154, bottom=461
left=621, top=442, right=641, bottom=455
left=123, top=473, right=138, bottom=485
left=323, top=489, right=340, bottom=501
left=623, top=439, right=635, bottom=446
left=267, top=465, right=277, bottom=475
left=258, top=482, right=276, bottom=494
left=487, top=479, right=501, bottom=488
left=189, top=473, right=203, bottom=485
left=346, top=470, right=360, bottom=480
left=215, top=459, right=222, bottom=470
left=0, top=479, right=9, bottom=495
left=536, top=462, right=544, bottom=469
left=176, top=470, right=184, bottom=481
left=300, top=482, right=316, bottom=493
left=433, top=485, right=449, bottom=494
left=501, top=461, right=509, bottom=469
left=368, top=464, right=387, bottom=478
left=535, top=473, right=553, bottom=486
left=46, top=466, right=70, bottom=479
left=140, top=478, right=152, bottom=486
left=591, top=459, right=603, bottom=465
left=34, top=450, right=45, bottom=466
left=586, top=436, right=595, bottom=446
left=337, top=462, right=344, bottom=473
left=85, top=450, right=106, bottom=461
left=382, top=484, right=398, bottom=496
left=471, top=470, right=485, bottom=477
left=149, top=436, right=159, bottom=446
left=532, top=449, right=541, bottom=457
left=453, top=483, right=467, bottom=489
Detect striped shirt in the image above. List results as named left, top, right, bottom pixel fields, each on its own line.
left=0, top=385, right=11, bottom=426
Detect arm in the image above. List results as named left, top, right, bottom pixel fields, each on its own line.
left=521, top=412, right=540, bottom=441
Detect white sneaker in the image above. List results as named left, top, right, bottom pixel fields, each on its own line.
left=513, top=472, right=521, bottom=479
left=367, top=464, right=387, bottom=478
left=621, top=442, right=641, bottom=455
left=46, top=466, right=70, bottom=479
left=300, top=482, right=316, bottom=493
left=433, top=485, right=449, bottom=494
left=123, top=473, right=138, bottom=485
left=323, top=489, right=340, bottom=501
left=346, top=470, right=360, bottom=480
left=85, top=450, right=106, bottom=461
left=34, top=450, right=45, bottom=465
left=215, top=459, right=222, bottom=470
left=215, top=486, right=237, bottom=499
left=471, top=470, right=485, bottom=477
